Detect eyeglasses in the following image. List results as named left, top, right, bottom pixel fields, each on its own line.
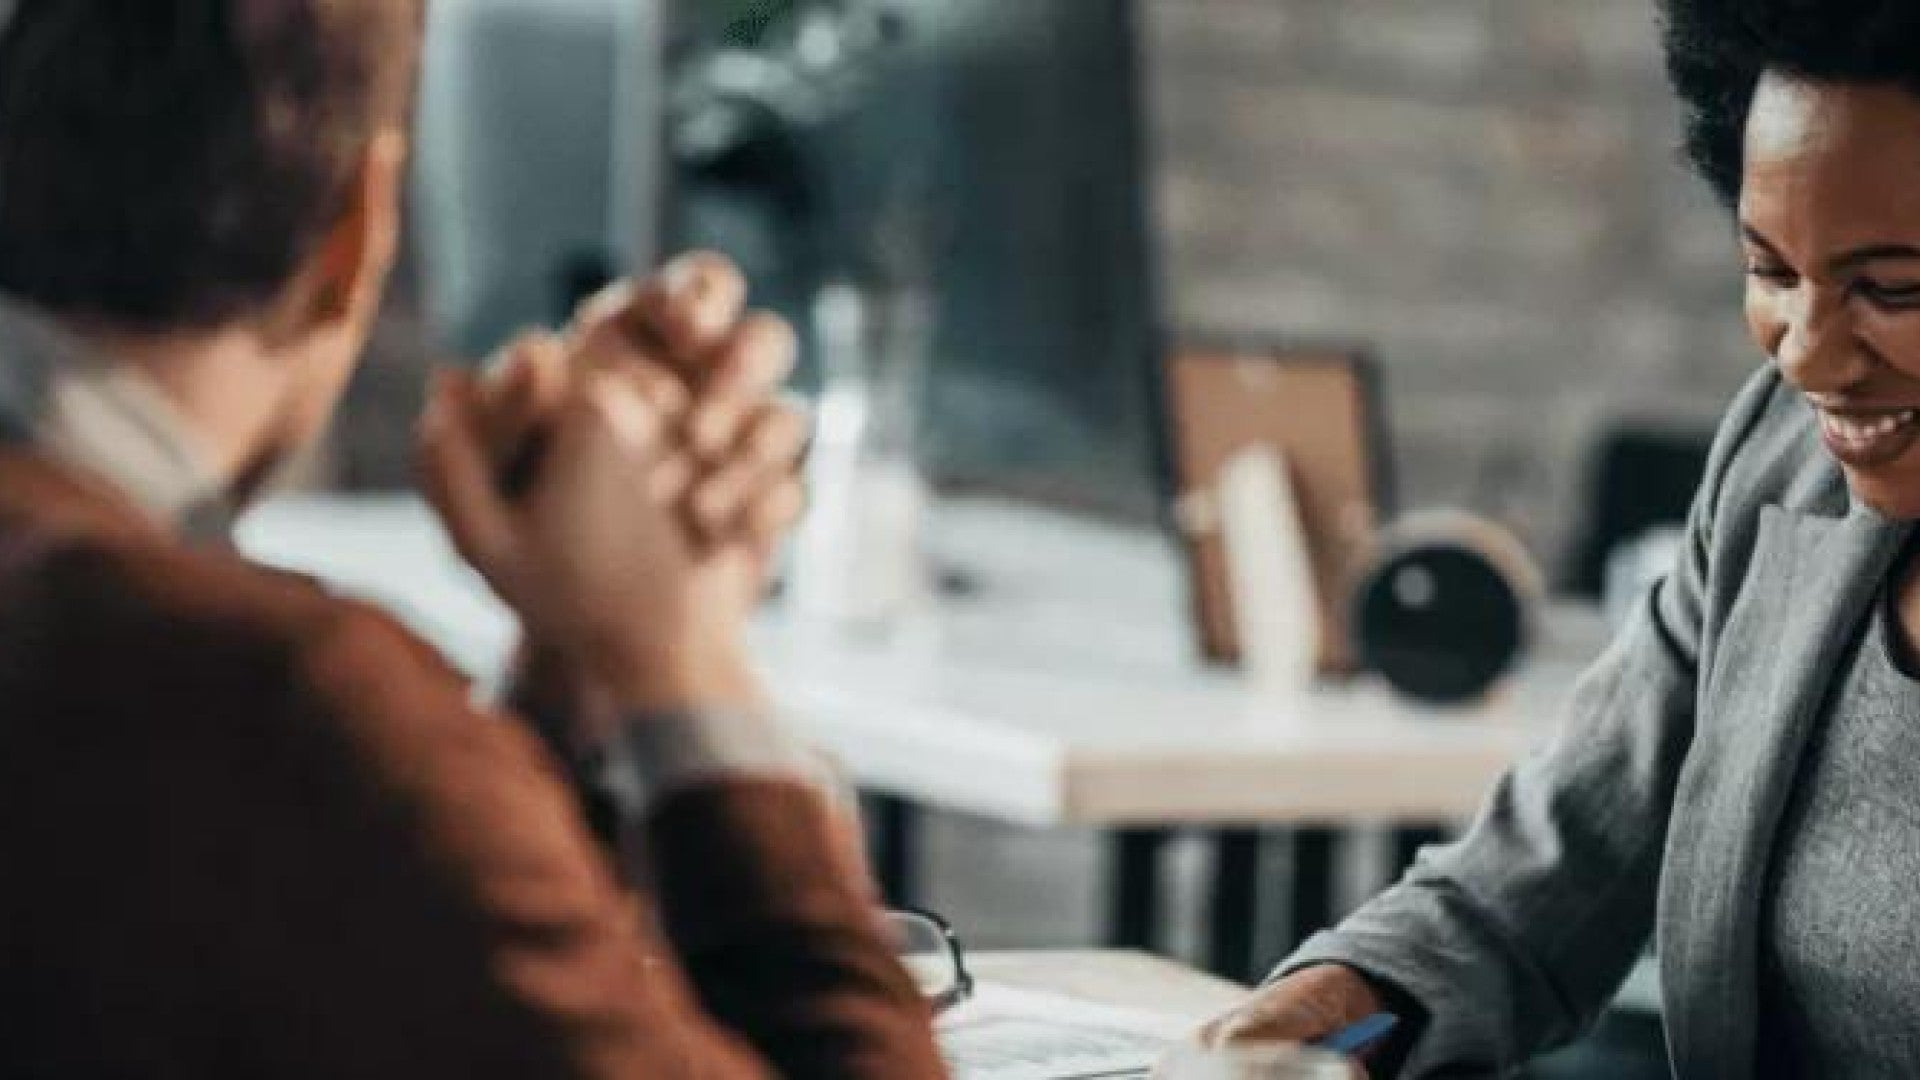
left=885, top=907, right=975, bottom=1016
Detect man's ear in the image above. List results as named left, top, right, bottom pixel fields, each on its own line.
left=292, top=128, right=409, bottom=333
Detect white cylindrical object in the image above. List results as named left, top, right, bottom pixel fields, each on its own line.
left=1217, top=446, right=1319, bottom=697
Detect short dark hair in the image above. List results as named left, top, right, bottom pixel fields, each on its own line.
left=0, top=0, right=425, bottom=329
left=1661, top=0, right=1920, bottom=208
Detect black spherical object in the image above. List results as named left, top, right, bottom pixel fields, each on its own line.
left=1354, top=543, right=1528, bottom=706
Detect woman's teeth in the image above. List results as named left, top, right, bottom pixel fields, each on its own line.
left=1823, top=410, right=1918, bottom=449
left=1833, top=412, right=1912, bottom=436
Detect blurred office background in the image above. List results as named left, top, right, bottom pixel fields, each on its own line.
left=357, top=0, right=1756, bottom=558
left=324, top=1, right=1761, bottom=1074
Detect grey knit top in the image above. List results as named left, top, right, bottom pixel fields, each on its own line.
left=1759, top=591, right=1920, bottom=1078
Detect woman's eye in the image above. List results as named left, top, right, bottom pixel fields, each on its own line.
left=1745, top=262, right=1796, bottom=285
left=1858, top=279, right=1920, bottom=307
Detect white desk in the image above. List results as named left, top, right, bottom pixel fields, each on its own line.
left=237, top=494, right=1606, bottom=979
left=757, top=603, right=1584, bottom=831
left=950, top=951, right=1242, bottom=1079
left=973, top=951, right=1243, bottom=1021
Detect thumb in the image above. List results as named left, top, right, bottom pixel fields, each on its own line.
left=418, top=370, right=520, bottom=586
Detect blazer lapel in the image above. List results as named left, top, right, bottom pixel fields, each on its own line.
left=1662, top=503, right=1911, bottom=1079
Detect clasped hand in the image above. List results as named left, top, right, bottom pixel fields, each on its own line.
left=417, top=253, right=805, bottom=733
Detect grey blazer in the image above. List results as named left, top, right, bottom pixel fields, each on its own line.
left=1284, top=366, right=1915, bottom=1079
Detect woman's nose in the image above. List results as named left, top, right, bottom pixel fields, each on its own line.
left=1776, top=291, right=1872, bottom=394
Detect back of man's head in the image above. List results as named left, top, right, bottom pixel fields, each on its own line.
left=0, top=0, right=425, bottom=332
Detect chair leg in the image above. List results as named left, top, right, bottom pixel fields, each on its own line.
left=1108, top=828, right=1173, bottom=952
left=1207, top=828, right=1264, bottom=982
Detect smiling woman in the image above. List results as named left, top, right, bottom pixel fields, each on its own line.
left=1736, top=79, right=1920, bottom=517
left=1181, top=1, right=1920, bottom=1078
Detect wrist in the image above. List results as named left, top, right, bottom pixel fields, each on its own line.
left=598, top=634, right=767, bottom=717
left=509, top=639, right=622, bottom=752
left=1320, top=964, right=1389, bottom=1021
left=521, top=625, right=767, bottom=746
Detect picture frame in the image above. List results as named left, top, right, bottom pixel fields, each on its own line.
left=1156, top=336, right=1394, bottom=674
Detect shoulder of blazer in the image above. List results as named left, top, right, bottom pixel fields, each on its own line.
left=0, top=504, right=467, bottom=735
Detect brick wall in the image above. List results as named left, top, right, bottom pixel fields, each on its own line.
left=1140, top=0, right=1760, bottom=565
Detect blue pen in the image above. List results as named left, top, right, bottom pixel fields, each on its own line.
left=1312, top=1012, right=1400, bottom=1057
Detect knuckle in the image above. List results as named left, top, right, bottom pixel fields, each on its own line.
left=748, top=406, right=803, bottom=453
left=488, top=333, right=566, bottom=393
left=484, top=332, right=538, bottom=372
left=676, top=250, right=742, bottom=291
left=511, top=328, right=556, bottom=353
left=1214, top=1013, right=1257, bottom=1045
left=634, top=365, right=689, bottom=409
left=696, top=484, right=733, bottom=524
left=1194, top=1016, right=1231, bottom=1049
left=762, top=479, right=808, bottom=525
left=659, top=253, right=746, bottom=340
left=566, top=324, right=625, bottom=375
left=774, top=393, right=815, bottom=446
left=659, top=375, right=692, bottom=409
left=703, top=462, right=749, bottom=501
left=575, top=278, right=638, bottom=323
left=572, top=387, right=628, bottom=434
left=712, top=316, right=797, bottom=393
left=579, top=312, right=632, bottom=355
left=524, top=328, right=568, bottom=362
left=739, top=311, right=798, bottom=356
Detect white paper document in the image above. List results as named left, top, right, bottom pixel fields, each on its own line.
left=938, top=984, right=1191, bottom=1080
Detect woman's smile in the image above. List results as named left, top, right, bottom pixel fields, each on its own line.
left=1814, top=401, right=1920, bottom=468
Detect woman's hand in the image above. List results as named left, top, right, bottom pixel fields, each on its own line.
left=1180, top=965, right=1384, bottom=1078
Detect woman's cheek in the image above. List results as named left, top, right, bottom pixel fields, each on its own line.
left=1863, top=316, right=1920, bottom=383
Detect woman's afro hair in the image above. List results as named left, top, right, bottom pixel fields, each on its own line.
left=1661, top=0, right=1920, bottom=207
